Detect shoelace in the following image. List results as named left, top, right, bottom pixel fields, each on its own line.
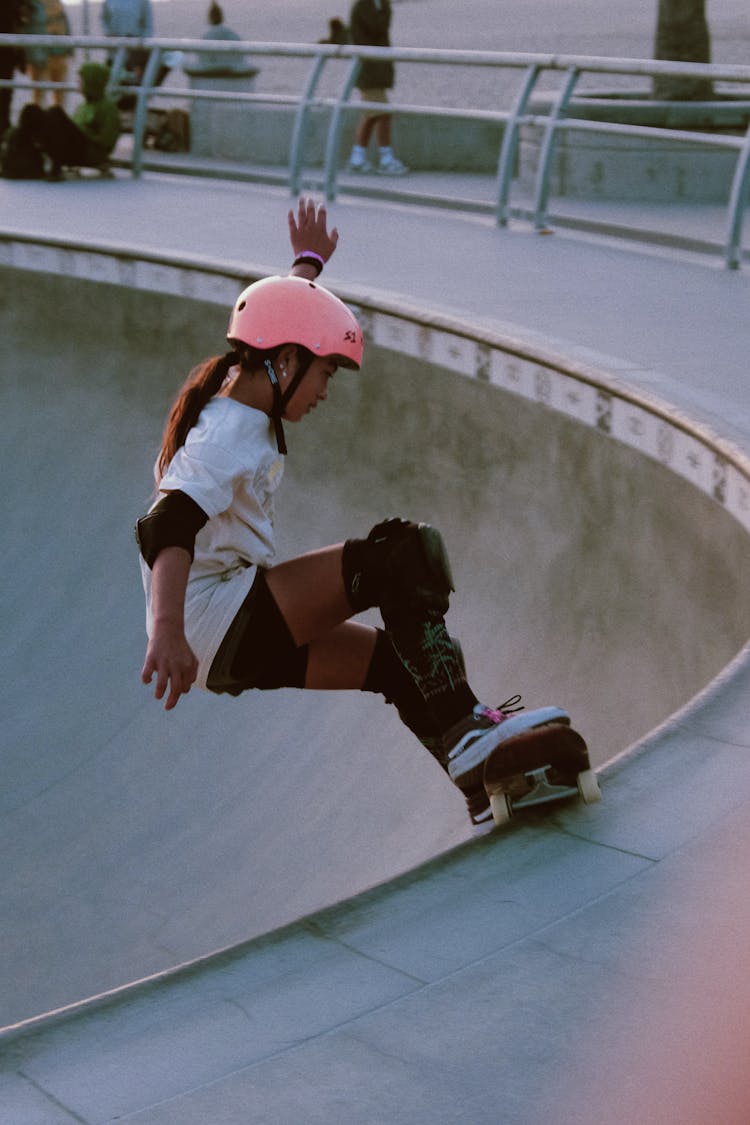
left=479, top=695, right=524, bottom=723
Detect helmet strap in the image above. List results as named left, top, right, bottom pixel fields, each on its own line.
left=263, top=358, right=288, bottom=455
left=262, top=350, right=315, bottom=456
left=280, top=352, right=313, bottom=411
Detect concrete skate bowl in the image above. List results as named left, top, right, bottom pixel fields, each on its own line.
left=3, top=235, right=750, bottom=1035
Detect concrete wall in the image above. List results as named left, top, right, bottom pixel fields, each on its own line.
left=186, top=95, right=504, bottom=173
left=183, top=77, right=749, bottom=195
left=519, top=94, right=750, bottom=203
left=6, top=262, right=749, bottom=772
left=519, top=122, right=741, bottom=203
left=297, top=341, right=750, bottom=762
left=4, top=259, right=750, bottom=1025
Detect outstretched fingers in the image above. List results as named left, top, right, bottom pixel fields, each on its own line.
left=288, top=196, right=339, bottom=262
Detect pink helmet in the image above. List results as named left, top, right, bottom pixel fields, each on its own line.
left=227, top=275, right=363, bottom=369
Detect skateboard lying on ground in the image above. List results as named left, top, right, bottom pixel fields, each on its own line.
left=483, top=722, right=600, bottom=828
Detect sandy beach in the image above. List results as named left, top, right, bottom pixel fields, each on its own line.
left=55, top=0, right=750, bottom=111
left=65, top=0, right=749, bottom=62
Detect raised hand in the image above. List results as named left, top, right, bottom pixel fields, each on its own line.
left=288, top=196, right=339, bottom=264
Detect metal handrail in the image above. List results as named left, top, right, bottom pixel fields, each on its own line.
left=495, top=62, right=541, bottom=226
left=532, top=65, right=581, bottom=231
left=323, top=56, right=361, bottom=201
left=726, top=122, right=750, bottom=269
left=2, top=35, right=750, bottom=268
left=289, top=51, right=328, bottom=197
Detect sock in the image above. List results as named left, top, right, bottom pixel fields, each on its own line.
left=378, top=145, right=393, bottom=163
left=344, top=530, right=478, bottom=750
left=350, top=144, right=368, bottom=165
left=385, top=615, right=478, bottom=736
left=362, top=629, right=439, bottom=743
left=362, top=629, right=477, bottom=769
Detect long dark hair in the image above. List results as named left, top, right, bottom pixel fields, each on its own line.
left=157, top=351, right=237, bottom=481
left=156, top=342, right=299, bottom=480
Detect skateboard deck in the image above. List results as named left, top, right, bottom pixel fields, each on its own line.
left=483, top=722, right=600, bottom=827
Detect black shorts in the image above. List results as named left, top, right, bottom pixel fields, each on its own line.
left=206, top=569, right=308, bottom=695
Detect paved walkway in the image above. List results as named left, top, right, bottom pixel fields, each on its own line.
left=2, top=173, right=750, bottom=1124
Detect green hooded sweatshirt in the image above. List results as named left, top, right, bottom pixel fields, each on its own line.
left=73, top=63, right=121, bottom=158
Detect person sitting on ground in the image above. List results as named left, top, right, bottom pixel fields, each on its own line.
left=0, top=102, right=45, bottom=178
left=24, top=61, right=122, bottom=179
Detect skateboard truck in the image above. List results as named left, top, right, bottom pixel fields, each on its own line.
left=483, top=724, right=601, bottom=829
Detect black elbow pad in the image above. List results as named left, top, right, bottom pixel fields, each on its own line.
left=135, top=491, right=209, bottom=569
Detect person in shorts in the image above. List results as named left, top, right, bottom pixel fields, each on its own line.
left=347, top=0, right=407, bottom=175
left=135, top=198, right=572, bottom=833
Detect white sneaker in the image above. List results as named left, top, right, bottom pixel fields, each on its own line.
left=446, top=704, right=570, bottom=783
left=376, top=154, right=408, bottom=176
left=348, top=158, right=374, bottom=174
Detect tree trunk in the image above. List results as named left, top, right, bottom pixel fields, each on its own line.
left=653, top=0, right=713, bottom=101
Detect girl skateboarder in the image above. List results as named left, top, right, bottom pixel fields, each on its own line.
left=136, top=198, right=569, bottom=832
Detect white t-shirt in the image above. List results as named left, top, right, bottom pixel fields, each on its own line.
left=140, top=395, right=285, bottom=689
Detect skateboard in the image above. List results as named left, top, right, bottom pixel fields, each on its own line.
left=483, top=722, right=600, bottom=828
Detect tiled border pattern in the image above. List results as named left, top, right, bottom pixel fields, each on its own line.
left=4, top=234, right=750, bottom=536
left=362, top=307, right=750, bottom=535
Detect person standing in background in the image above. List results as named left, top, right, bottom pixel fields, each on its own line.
left=25, top=0, right=73, bottom=107
left=0, top=1, right=32, bottom=136
left=101, top=0, right=153, bottom=40
left=347, top=0, right=408, bottom=175
left=101, top=0, right=154, bottom=81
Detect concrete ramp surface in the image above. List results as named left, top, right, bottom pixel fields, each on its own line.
left=3, top=188, right=750, bottom=1124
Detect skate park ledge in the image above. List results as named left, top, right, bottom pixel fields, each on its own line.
left=4, top=228, right=750, bottom=1125
left=4, top=230, right=749, bottom=538
left=4, top=227, right=750, bottom=811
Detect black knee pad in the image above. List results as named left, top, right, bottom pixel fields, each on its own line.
left=342, top=517, right=455, bottom=616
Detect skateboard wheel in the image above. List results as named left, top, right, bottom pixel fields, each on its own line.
left=577, top=769, right=601, bottom=804
left=489, top=791, right=513, bottom=828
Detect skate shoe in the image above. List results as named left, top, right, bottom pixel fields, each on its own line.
left=460, top=780, right=495, bottom=835
left=449, top=696, right=520, bottom=833
left=421, top=727, right=494, bottom=834
left=376, top=154, right=408, bottom=176
left=446, top=702, right=570, bottom=784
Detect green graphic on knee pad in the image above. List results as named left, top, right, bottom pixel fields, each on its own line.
left=392, top=618, right=466, bottom=701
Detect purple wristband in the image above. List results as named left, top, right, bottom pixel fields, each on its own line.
left=300, top=251, right=325, bottom=267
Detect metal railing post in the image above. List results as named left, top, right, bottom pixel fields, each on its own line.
left=532, top=65, right=580, bottom=232
left=323, top=57, right=361, bottom=201
left=130, top=46, right=163, bottom=179
left=495, top=62, right=541, bottom=226
left=106, top=45, right=128, bottom=89
left=289, top=50, right=328, bottom=197
left=724, top=122, right=750, bottom=269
